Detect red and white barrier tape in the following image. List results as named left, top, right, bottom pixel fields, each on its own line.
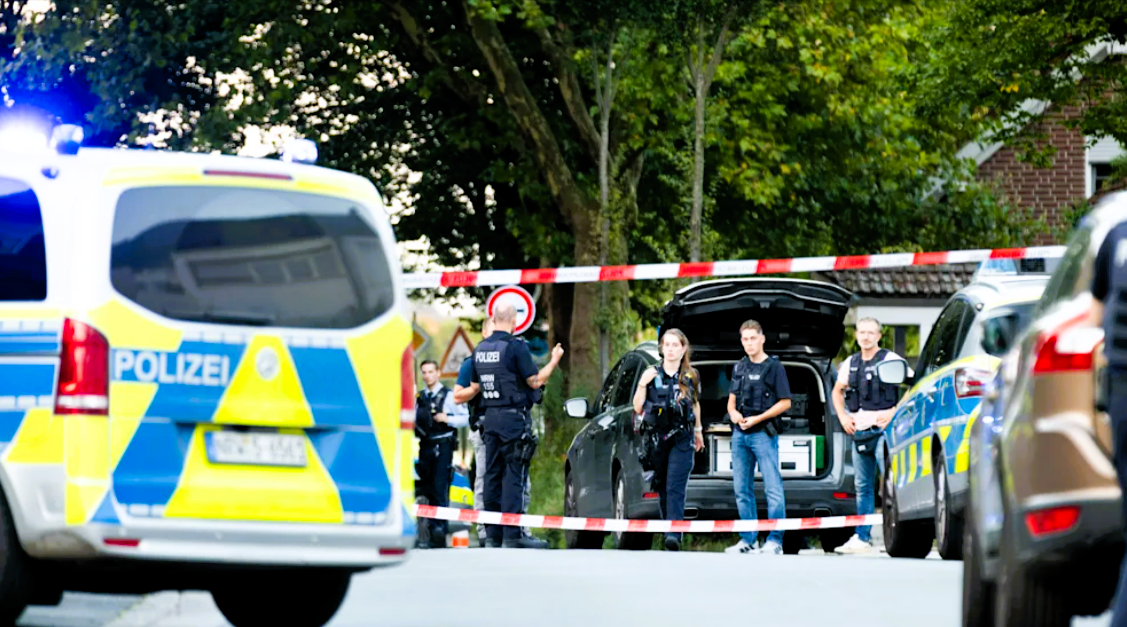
left=412, top=504, right=881, bottom=533
left=402, top=246, right=1065, bottom=289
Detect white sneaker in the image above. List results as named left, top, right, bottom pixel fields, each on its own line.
left=724, top=540, right=759, bottom=554
left=834, top=534, right=873, bottom=555
left=760, top=540, right=783, bottom=555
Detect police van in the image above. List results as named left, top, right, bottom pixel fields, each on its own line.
left=0, top=125, right=415, bottom=627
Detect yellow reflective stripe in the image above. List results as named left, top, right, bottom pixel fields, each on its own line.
left=890, top=451, right=898, bottom=482
left=90, top=300, right=183, bottom=352
left=64, top=414, right=111, bottom=525
left=908, top=442, right=918, bottom=482
left=938, top=425, right=953, bottom=445
left=5, top=408, right=64, bottom=464
left=955, top=409, right=978, bottom=474
left=898, top=449, right=907, bottom=487
left=212, top=336, right=314, bottom=428
left=102, top=166, right=379, bottom=203
left=0, top=308, right=62, bottom=320
left=920, top=436, right=932, bottom=478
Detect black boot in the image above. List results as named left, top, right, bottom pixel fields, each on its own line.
left=502, top=536, right=549, bottom=549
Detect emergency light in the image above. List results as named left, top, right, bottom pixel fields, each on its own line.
left=0, top=122, right=83, bottom=155
left=281, top=138, right=318, bottom=165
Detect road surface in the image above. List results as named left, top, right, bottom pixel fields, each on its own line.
left=15, top=550, right=1112, bottom=627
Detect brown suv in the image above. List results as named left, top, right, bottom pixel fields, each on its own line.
left=963, top=191, right=1126, bottom=627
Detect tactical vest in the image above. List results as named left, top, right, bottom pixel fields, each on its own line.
left=416, top=386, right=454, bottom=439
left=734, top=356, right=779, bottom=415
left=644, top=369, right=693, bottom=433
left=846, top=349, right=900, bottom=412
left=1106, top=227, right=1127, bottom=369
left=472, top=334, right=531, bottom=409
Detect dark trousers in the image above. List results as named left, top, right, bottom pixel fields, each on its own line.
left=483, top=408, right=529, bottom=543
left=653, top=429, right=695, bottom=539
left=1110, top=376, right=1127, bottom=627
left=416, top=436, right=454, bottom=546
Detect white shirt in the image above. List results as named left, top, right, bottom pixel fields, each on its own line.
left=837, top=350, right=906, bottom=430
left=425, top=382, right=470, bottom=430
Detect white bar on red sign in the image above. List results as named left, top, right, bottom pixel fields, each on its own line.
left=789, top=256, right=839, bottom=273
left=555, top=266, right=603, bottom=283
left=712, top=260, right=760, bottom=276
left=402, top=274, right=443, bottom=289
left=476, top=270, right=523, bottom=287
left=1024, top=245, right=1068, bottom=259
left=633, top=263, right=683, bottom=280
left=945, top=249, right=993, bottom=264
left=868, top=253, right=916, bottom=269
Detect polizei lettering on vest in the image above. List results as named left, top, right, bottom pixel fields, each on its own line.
left=113, top=349, right=232, bottom=387
left=476, top=351, right=502, bottom=364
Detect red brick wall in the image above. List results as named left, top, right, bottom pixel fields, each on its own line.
left=975, top=106, right=1087, bottom=243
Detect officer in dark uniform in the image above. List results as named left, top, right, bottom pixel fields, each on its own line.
left=831, top=317, right=904, bottom=554
left=467, top=303, right=564, bottom=548
left=1091, top=219, right=1127, bottom=626
left=414, top=360, right=468, bottom=549
left=726, top=319, right=792, bottom=555
left=632, top=328, right=704, bottom=552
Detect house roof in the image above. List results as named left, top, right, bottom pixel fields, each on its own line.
left=819, top=264, right=980, bottom=300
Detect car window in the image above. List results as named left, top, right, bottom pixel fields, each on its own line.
left=611, top=354, right=643, bottom=408
left=111, top=186, right=394, bottom=329
left=919, top=300, right=970, bottom=376
left=594, top=361, right=623, bottom=415
left=0, top=177, right=47, bottom=301
left=1037, top=223, right=1093, bottom=313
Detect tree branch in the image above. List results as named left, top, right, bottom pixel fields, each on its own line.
left=537, top=25, right=602, bottom=165
left=382, top=1, right=488, bottom=109
left=462, top=0, right=590, bottom=227
left=702, top=6, right=738, bottom=92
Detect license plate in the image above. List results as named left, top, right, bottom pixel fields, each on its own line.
left=205, top=431, right=308, bottom=468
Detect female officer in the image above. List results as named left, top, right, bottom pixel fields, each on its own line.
left=633, top=328, right=704, bottom=551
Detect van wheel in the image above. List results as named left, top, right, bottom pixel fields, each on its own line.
left=882, top=453, right=934, bottom=559
left=934, top=459, right=964, bottom=560
left=0, top=492, right=31, bottom=623
left=564, top=474, right=603, bottom=549
left=961, top=499, right=994, bottom=627
left=613, top=474, right=652, bottom=551
left=212, top=569, right=351, bottom=627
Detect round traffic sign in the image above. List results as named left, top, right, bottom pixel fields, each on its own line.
left=486, top=285, right=536, bottom=335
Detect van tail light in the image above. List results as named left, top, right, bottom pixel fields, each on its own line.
left=1024, top=505, right=1080, bottom=538
left=1033, top=311, right=1103, bottom=375
left=954, top=368, right=992, bottom=399
left=400, top=346, right=416, bottom=431
left=55, top=319, right=110, bottom=415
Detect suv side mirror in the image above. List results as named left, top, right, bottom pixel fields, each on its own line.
left=564, top=397, right=590, bottom=419
left=876, top=358, right=909, bottom=385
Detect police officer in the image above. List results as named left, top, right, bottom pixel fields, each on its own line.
left=632, top=328, right=704, bottom=551
left=455, top=319, right=491, bottom=546
left=415, top=360, right=469, bottom=549
left=466, top=303, right=563, bottom=548
left=725, top=319, right=792, bottom=555
left=1091, top=220, right=1127, bottom=627
left=831, top=317, right=904, bottom=555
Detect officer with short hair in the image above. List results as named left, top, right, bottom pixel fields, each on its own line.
left=726, top=319, right=792, bottom=555
left=464, top=303, right=563, bottom=548
left=831, top=317, right=905, bottom=555
left=415, top=359, right=469, bottom=548
left=1090, top=221, right=1127, bottom=627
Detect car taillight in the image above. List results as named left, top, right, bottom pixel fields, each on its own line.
left=400, top=345, right=415, bottom=430
left=954, top=368, right=992, bottom=398
left=1033, top=312, right=1103, bottom=375
left=55, top=319, right=110, bottom=415
left=1024, top=505, right=1080, bottom=538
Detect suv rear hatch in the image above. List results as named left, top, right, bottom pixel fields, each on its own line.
left=85, top=182, right=407, bottom=526
left=661, top=279, right=852, bottom=479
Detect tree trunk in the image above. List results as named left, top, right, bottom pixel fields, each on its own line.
left=691, top=70, right=706, bottom=263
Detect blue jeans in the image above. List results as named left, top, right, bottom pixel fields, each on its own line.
left=853, top=442, right=878, bottom=543
left=732, top=428, right=786, bottom=545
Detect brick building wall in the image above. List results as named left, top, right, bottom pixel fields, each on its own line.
left=975, top=106, right=1087, bottom=243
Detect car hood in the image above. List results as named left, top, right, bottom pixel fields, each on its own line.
left=660, top=279, right=853, bottom=359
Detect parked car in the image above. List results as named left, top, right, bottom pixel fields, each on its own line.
left=963, top=192, right=1127, bottom=627
left=561, top=279, right=861, bottom=553
left=879, top=272, right=1049, bottom=560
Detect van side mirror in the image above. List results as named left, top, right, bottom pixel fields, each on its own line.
left=564, top=397, right=590, bottom=419
left=876, top=358, right=909, bottom=385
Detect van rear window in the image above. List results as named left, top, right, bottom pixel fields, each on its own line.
left=110, top=186, right=394, bottom=329
left=0, top=177, right=47, bottom=301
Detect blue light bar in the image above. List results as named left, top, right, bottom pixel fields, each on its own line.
left=50, top=124, right=83, bottom=155
left=281, top=139, right=318, bottom=165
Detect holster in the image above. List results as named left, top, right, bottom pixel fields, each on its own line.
left=516, top=431, right=539, bottom=465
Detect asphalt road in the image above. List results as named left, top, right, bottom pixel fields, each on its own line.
left=14, top=550, right=1113, bottom=627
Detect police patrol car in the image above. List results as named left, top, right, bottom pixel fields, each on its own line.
left=0, top=125, right=415, bottom=626
left=879, top=261, right=1050, bottom=561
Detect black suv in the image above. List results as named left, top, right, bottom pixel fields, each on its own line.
left=562, top=278, right=860, bottom=552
